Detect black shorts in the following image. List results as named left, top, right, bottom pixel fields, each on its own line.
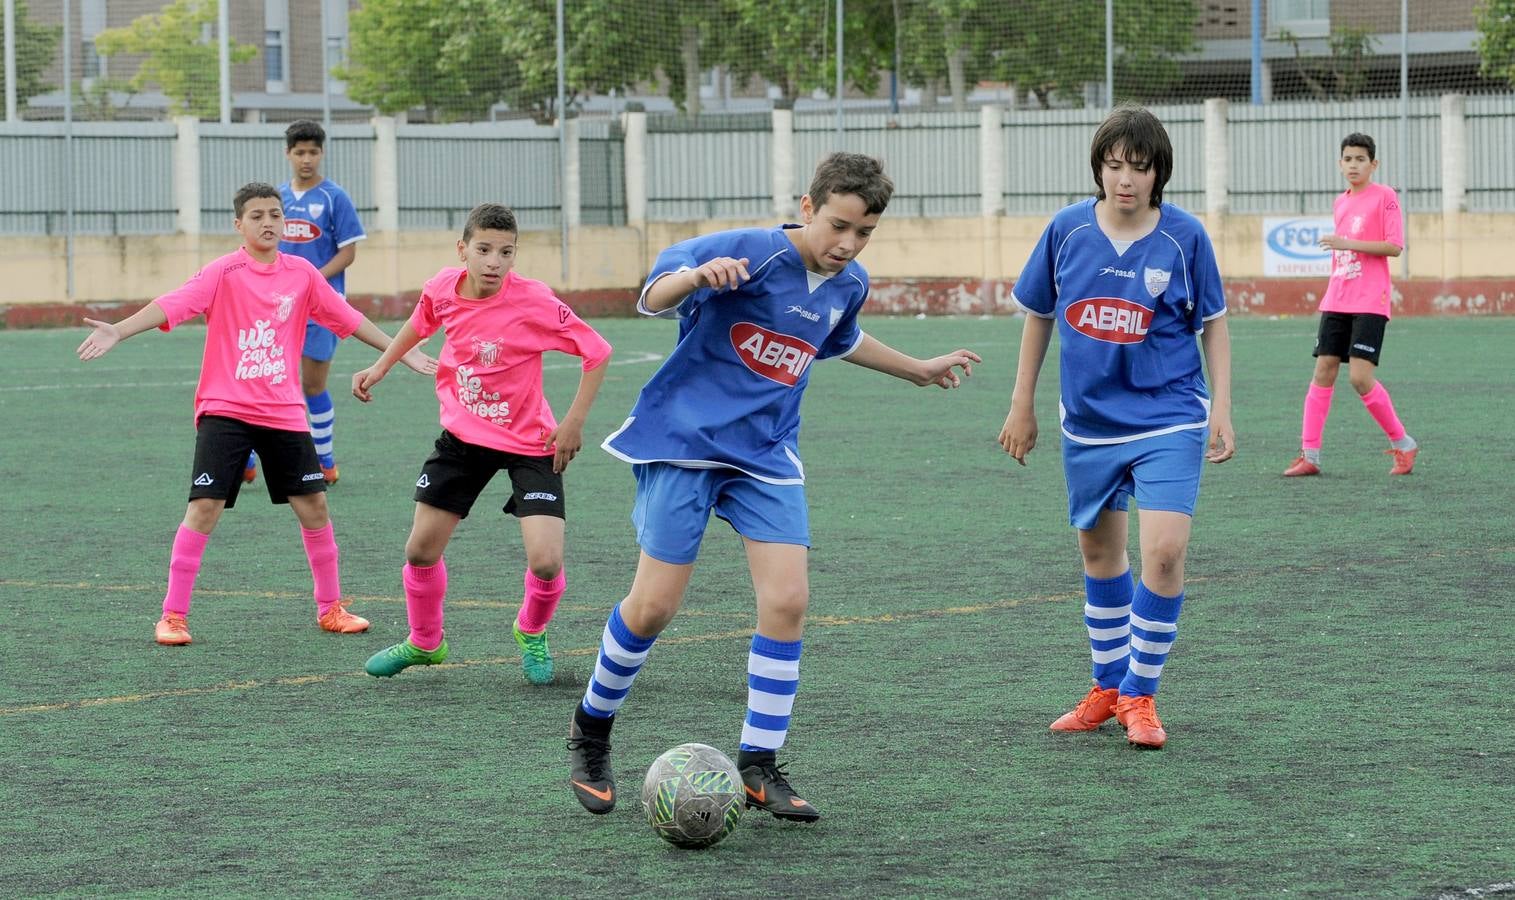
left=413, top=430, right=566, bottom=520
left=1314, top=312, right=1388, bottom=366
left=189, top=415, right=326, bottom=509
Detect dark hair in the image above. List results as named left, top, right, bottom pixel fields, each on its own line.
left=462, top=203, right=518, bottom=241
left=1341, top=132, right=1376, bottom=160
left=233, top=182, right=280, bottom=217
left=806, top=152, right=893, bottom=215
left=285, top=119, right=326, bottom=149
left=1089, top=104, right=1173, bottom=208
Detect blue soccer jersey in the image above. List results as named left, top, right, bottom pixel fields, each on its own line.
left=602, top=225, right=869, bottom=484
left=280, top=179, right=365, bottom=296
left=1014, top=198, right=1226, bottom=444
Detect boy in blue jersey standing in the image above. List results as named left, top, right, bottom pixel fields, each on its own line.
left=567, top=153, right=980, bottom=820
left=246, top=120, right=366, bottom=485
left=998, top=106, right=1235, bottom=750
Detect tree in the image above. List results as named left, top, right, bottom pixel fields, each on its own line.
left=721, top=0, right=895, bottom=103
left=94, top=0, right=256, bottom=119
left=1475, top=0, right=1515, bottom=87
left=0, top=0, right=61, bottom=110
left=1277, top=27, right=1377, bottom=101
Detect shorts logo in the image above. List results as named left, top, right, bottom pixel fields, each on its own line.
left=1144, top=267, right=1171, bottom=298
left=301, top=472, right=324, bottom=482
left=283, top=219, right=321, bottom=242
left=522, top=491, right=558, bottom=501
left=1352, top=342, right=1377, bottom=353
left=730, top=322, right=817, bottom=386
left=193, top=473, right=214, bottom=486
left=416, top=474, right=431, bottom=488
left=1065, top=297, right=1152, bottom=344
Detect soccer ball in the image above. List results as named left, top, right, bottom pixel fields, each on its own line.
left=640, top=743, right=744, bottom=849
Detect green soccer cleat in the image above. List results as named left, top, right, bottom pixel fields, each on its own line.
left=364, top=638, right=449, bottom=678
left=513, top=622, right=554, bottom=685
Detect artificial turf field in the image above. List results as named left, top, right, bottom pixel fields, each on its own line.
left=1, top=314, right=1512, bottom=898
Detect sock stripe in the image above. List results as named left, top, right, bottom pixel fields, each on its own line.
left=740, top=634, right=801, bottom=753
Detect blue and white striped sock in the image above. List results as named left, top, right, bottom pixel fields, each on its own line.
left=307, top=390, right=335, bottom=468
left=580, top=602, right=657, bottom=720
left=1085, top=571, right=1134, bottom=690
left=739, top=634, right=801, bottom=752
left=1120, top=582, right=1184, bottom=697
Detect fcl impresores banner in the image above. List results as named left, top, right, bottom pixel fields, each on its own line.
left=1263, top=217, right=1335, bottom=277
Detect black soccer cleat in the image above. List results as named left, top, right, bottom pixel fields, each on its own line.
left=567, top=708, right=616, bottom=814
left=738, top=752, right=820, bottom=823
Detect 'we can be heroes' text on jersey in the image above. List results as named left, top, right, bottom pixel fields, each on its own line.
left=602, top=225, right=869, bottom=484
left=1014, top=198, right=1227, bottom=444
left=280, top=179, right=365, bottom=295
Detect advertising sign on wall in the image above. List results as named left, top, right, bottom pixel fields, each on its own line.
left=1262, top=217, right=1335, bottom=277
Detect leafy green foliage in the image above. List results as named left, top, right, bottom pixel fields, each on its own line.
left=0, top=0, right=61, bottom=109
left=93, top=0, right=256, bottom=119
left=1475, top=0, right=1515, bottom=86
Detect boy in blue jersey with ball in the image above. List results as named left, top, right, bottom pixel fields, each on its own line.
left=246, top=120, right=367, bottom=486
left=566, top=152, right=980, bottom=820
left=998, top=106, right=1235, bottom=750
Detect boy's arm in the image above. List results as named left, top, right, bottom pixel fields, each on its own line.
left=997, top=314, right=1055, bottom=465
left=76, top=302, right=169, bottom=361
left=351, top=319, right=429, bottom=402
left=317, top=243, right=357, bottom=280
left=543, top=354, right=612, bottom=474
left=840, top=333, right=980, bottom=388
left=1200, top=315, right=1236, bottom=463
left=1319, top=234, right=1401, bottom=257
left=642, top=257, right=751, bottom=313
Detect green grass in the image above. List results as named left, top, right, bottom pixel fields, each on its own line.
left=2, top=315, right=1512, bottom=897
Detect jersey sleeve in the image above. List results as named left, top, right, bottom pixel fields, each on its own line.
left=307, top=267, right=364, bottom=337
left=1380, top=185, right=1404, bottom=250
left=551, top=302, right=614, bottom=370
left=638, top=230, right=756, bottom=319
left=153, top=260, right=222, bottom=330
left=330, top=186, right=366, bottom=249
left=1012, top=219, right=1060, bottom=318
left=1189, top=226, right=1227, bottom=331
left=408, top=289, right=441, bottom=339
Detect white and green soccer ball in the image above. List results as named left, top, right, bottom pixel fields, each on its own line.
left=640, top=742, right=743, bottom=849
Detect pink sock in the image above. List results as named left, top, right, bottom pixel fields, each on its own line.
left=517, top=569, right=566, bottom=634
left=403, top=559, right=448, bottom=651
left=162, top=525, right=210, bottom=617
left=1301, top=383, right=1334, bottom=450
left=1360, top=382, right=1407, bottom=441
left=300, top=523, right=342, bottom=616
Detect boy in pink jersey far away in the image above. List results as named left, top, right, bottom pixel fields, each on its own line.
left=1284, top=132, right=1418, bottom=478
left=351, top=203, right=612, bottom=685
left=76, top=183, right=436, bottom=646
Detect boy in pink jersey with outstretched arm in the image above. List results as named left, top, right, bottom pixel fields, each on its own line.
left=1284, top=132, right=1418, bottom=478
left=351, top=203, right=612, bottom=684
left=76, top=183, right=436, bottom=646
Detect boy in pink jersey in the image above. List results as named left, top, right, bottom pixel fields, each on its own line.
left=351, top=203, right=612, bottom=684
left=1284, top=133, right=1418, bottom=477
left=76, top=183, right=435, bottom=646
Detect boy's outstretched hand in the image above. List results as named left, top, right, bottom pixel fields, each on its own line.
left=917, top=349, right=981, bottom=389
left=351, top=365, right=385, bottom=402
left=402, top=348, right=439, bottom=375
left=76, top=317, right=122, bottom=361
left=694, top=256, right=751, bottom=292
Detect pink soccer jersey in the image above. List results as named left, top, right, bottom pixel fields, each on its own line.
left=409, top=267, right=612, bottom=455
left=154, top=248, right=364, bottom=431
left=1319, top=182, right=1404, bottom=318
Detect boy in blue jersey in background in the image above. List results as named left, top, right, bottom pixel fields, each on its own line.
left=998, top=105, right=1235, bottom=750
left=246, top=120, right=366, bottom=485
left=567, top=153, right=980, bottom=820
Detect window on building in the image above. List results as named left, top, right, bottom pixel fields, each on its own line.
left=81, top=0, right=107, bottom=83
left=265, top=0, right=289, bottom=92
left=1270, top=0, right=1329, bottom=39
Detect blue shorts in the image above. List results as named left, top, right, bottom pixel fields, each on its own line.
left=303, top=321, right=339, bottom=362
left=1061, top=428, right=1207, bottom=530
left=631, top=462, right=810, bottom=565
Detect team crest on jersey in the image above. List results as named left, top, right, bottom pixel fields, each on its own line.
left=829, top=307, right=843, bottom=329
left=1143, top=267, right=1171, bottom=299
left=283, top=219, right=321, bottom=242
left=1066, top=297, right=1152, bottom=344
left=271, top=291, right=295, bottom=322
left=470, top=337, right=503, bottom=368
left=730, top=322, right=817, bottom=386
left=307, top=202, right=324, bottom=219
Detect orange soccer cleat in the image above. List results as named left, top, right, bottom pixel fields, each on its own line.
left=1282, top=456, right=1321, bottom=477
left=1115, top=694, right=1168, bottom=749
left=154, top=613, right=192, bottom=646
left=1386, top=446, right=1418, bottom=476
left=1049, top=683, right=1120, bottom=732
left=317, top=601, right=369, bottom=633
left=321, top=464, right=340, bottom=485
